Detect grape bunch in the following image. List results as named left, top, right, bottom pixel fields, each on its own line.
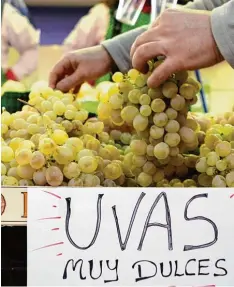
left=195, top=119, right=234, bottom=187
left=1, top=66, right=234, bottom=188
left=1, top=82, right=124, bottom=187
left=97, top=62, right=203, bottom=187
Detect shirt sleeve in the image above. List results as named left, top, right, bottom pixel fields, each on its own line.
left=102, top=26, right=147, bottom=72
left=185, top=0, right=230, bottom=10
left=210, top=0, right=234, bottom=68
left=4, top=3, right=40, bottom=80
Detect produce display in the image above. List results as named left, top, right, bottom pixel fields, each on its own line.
left=1, top=62, right=234, bottom=187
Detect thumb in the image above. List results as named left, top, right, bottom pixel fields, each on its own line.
left=56, top=69, right=83, bottom=93
left=147, top=58, right=176, bottom=88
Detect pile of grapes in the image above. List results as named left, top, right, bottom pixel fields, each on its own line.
left=1, top=64, right=234, bottom=187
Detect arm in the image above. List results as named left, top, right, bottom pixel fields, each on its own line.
left=102, top=0, right=231, bottom=72
left=211, top=0, right=234, bottom=68
left=185, top=0, right=229, bottom=10
left=4, top=3, right=39, bottom=80
left=63, top=3, right=110, bottom=53
left=102, top=26, right=147, bottom=72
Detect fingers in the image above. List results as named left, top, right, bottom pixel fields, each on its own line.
left=132, top=42, right=164, bottom=73
left=130, top=27, right=161, bottom=59
left=49, top=57, right=68, bottom=89
left=147, top=58, right=176, bottom=88
left=73, top=84, right=81, bottom=94
left=56, top=69, right=82, bottom=93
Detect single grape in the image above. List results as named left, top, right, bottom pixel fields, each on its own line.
left=64, top=110, right=76, bottom=120
left=151, top=99, right=166, bottom=113
left=164, top=133, right=181, bottom=147
left=68, top=178, right=83, bottom=187
left=128, top=89, right=141, bottom=104
left=130, top=140, right=147, bottom=156
left=39, top=138, right=57, bottom=155
left=212, top=175, right=226, bottom=187
left=63, top=162, right=81, bottom=179
left=153, top=112, right=168, bottom=127
left=186, top=77, right=201, bottom=93
left=112, top=72, right=124, bottom=83
left=121, top=105, right=139, bottom=124
left=2, top=176, right=19, bottom=186
left=196, top=157, right=208, bottom=173
left=179, top=83, right=196, bottom=99
left=215, top=141, right=231, bottom=157
left=1, top=163, right=7, bottom=175
left=169, top=146, right=179, bottom=157
left=226, top=153, right=234, bottom=169
left=135, top=74, right=148, bottom=88
left=226, top=171, right=234, bottom=187
left=179, top=127, right=197, bottom=144
left=170, top=95, right=185, bottom=111
left=17, top=164, right=35, bottom=179
left=46, top=166, right=63, bottom=186
left=127, top=69, right=139, bottom=81
left=103, top=179, right=117, bottom=187
left=148, top=88, right=163, bottom=99
left=154, top=142, right=170, bottom=160
left=133, top=114, right=148, bottom=131
left=54, top=146, right=74, bottom=165
left=61, top=120, right=73, bottom=133
left=204, top=134, right=221, bottom=150
left=33, top=168, right=47, bottom=185
left=109, top=94, right=124, bottom=110
left=104, top=162, right=122, bottom=180
left=53, top=101, right=66, bottom=115
left=198, top=174, right=212, bottom=187
left=165, top=120, right=180, bottom=133
left=153, top=169, right=164, bottom=183
left=83, top=174, right=101, bottom=187
left=1, top=146, right=14, bottom=162
left=139, top=94, right=151, bottom=105
left=140, top=105, right=152, bottom=117
left=183, top=179, right=197, bottom=187
left=78, top=156, right=98, bottom=173
left=165, top=109, right=177, bottom=123
left=120, top=133, right=132, bottom=145
left=215, top=159, right=227, bottom=172
left=30, top=151, right=45, bottom=169
left=86, top=138, right=101, bottom=152
left=206, top=151, right=220, bottom=166
left=137, top=172, right=152, bottom=187
left=162, top=81, right=178, bottom=98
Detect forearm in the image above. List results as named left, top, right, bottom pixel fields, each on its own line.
left=185, top=0, right=229, bottom=10
left=102, top=26, right=147, bottom=72
left=211, top=0, right=234, bottom=68
left=11, top=48, right=38, bottom=80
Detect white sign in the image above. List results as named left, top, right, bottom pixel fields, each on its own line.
left=27, top=188, right=234, bottom=286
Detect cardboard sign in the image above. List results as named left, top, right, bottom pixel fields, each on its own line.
left=27, top=188, right=234, bottom=286
left=1, top=187, right=27, bottom=226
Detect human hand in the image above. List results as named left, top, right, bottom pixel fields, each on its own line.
left=130, top=9, right=224, bottom=88
left=49, top=45, right=113, bottom=92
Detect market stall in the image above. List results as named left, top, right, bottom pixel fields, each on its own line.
left=1, top=0, right=234, bottom=286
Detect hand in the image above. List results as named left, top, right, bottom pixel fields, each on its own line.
left=49, top=45, right=113, bottom=92
left=130, top=9, right=224, bottom=88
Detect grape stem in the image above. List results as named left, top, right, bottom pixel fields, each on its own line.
left=17, top=98, right=41, bottom=115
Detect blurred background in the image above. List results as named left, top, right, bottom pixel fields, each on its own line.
left=5, top=0, right=234, bottom=114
